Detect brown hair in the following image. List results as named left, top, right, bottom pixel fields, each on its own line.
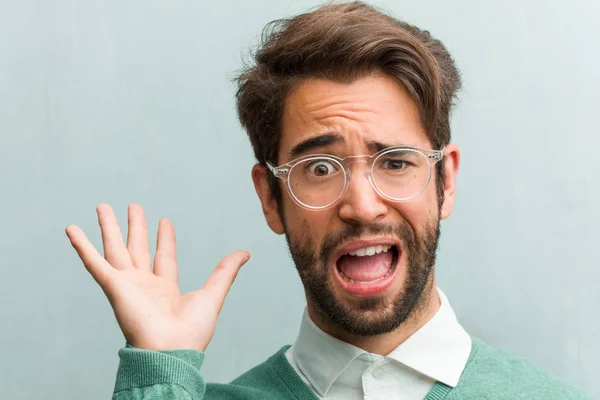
left=235, top=1, right=461, bottom=206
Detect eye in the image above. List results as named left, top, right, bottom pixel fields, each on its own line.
left=380, top=159, right=410, bottom=170
left=306, top=160, right=338, bottom=177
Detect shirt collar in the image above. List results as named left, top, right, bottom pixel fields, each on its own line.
left=386, top=288, right=472, bottom=387
left=290, top=287, right=471, bottom=396
left=291, top=308, right=365, bottom=396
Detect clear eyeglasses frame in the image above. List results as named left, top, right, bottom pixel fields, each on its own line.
left=266, top=146, right=445, bottom=210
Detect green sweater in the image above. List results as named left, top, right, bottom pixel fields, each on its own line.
left=113, top=337, right=592, bottom=399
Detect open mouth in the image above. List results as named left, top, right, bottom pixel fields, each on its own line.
left=334, top=244, right=400, bottom=295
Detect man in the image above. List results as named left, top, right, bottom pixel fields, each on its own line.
left=66, top=2, right=591, bottom=399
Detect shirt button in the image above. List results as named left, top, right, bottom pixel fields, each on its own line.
left=372, top=366, right=386, bottom=379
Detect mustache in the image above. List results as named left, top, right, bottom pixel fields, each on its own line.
left=319, top=222, right=416, bottom=264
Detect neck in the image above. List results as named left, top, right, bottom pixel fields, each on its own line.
left=307, top=280, right=441, bottom=356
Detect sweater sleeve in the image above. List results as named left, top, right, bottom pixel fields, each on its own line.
left=112, top=345, right=206, bottom=400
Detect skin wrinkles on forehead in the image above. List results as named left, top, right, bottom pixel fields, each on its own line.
left=281, top=78, right=427, bottom=163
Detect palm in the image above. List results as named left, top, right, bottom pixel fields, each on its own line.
left=112, top=270, right=218, bottom=351
left=66, top=204, right=249, bottom=352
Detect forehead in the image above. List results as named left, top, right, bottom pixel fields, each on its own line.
left=279, top=75, right=428, bottom=162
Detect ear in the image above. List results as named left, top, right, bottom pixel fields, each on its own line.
left=440, top=144, right=460, bottom=220
left=252, top=164, right=285, bottom=235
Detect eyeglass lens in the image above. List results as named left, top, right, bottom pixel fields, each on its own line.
left=287, top=149, right=431, bottom=208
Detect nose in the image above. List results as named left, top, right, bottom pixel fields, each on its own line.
left=338, top=161, right=388, bottom=225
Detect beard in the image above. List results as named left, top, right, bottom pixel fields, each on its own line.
left=284, top=217, right=440, bottom=336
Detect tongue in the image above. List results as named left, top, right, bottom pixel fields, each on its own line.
left=337, top=252, right=392, bottom=282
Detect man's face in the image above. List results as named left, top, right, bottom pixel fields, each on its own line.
left=253, top=74, right=459, bottom=336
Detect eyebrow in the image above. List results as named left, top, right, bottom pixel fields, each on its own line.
left=287, top=134, right=404, bottom=160
left=365, top=140, right=398, bottom=153
left=288, top=133, right=344, bottom=159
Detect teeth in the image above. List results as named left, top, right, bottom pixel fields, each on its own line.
left=347, top=244, right=392, bottom=257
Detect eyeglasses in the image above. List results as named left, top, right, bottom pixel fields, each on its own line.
left=267, top=146, right=444, bottom=210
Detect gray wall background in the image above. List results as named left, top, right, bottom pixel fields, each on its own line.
left=1, top=0, right=598, bottom=398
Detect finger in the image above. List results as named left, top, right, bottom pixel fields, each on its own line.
left=202, top=251, right=250, bottom=313
left=65, top=225, right=113, bottom=287
left=126, top=204, right=151, bottom=270
left=97, top=204, right=132, bottom=270
left=154, top=218, right=178, bottom=282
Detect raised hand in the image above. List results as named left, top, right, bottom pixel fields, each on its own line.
left=65, top=204, right=249, bottom=352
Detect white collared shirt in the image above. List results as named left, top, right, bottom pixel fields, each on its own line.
left=285, top=288, right=472, bottom=400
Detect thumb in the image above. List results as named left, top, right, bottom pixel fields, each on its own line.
left=202, top=250, right=250, bottom=313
